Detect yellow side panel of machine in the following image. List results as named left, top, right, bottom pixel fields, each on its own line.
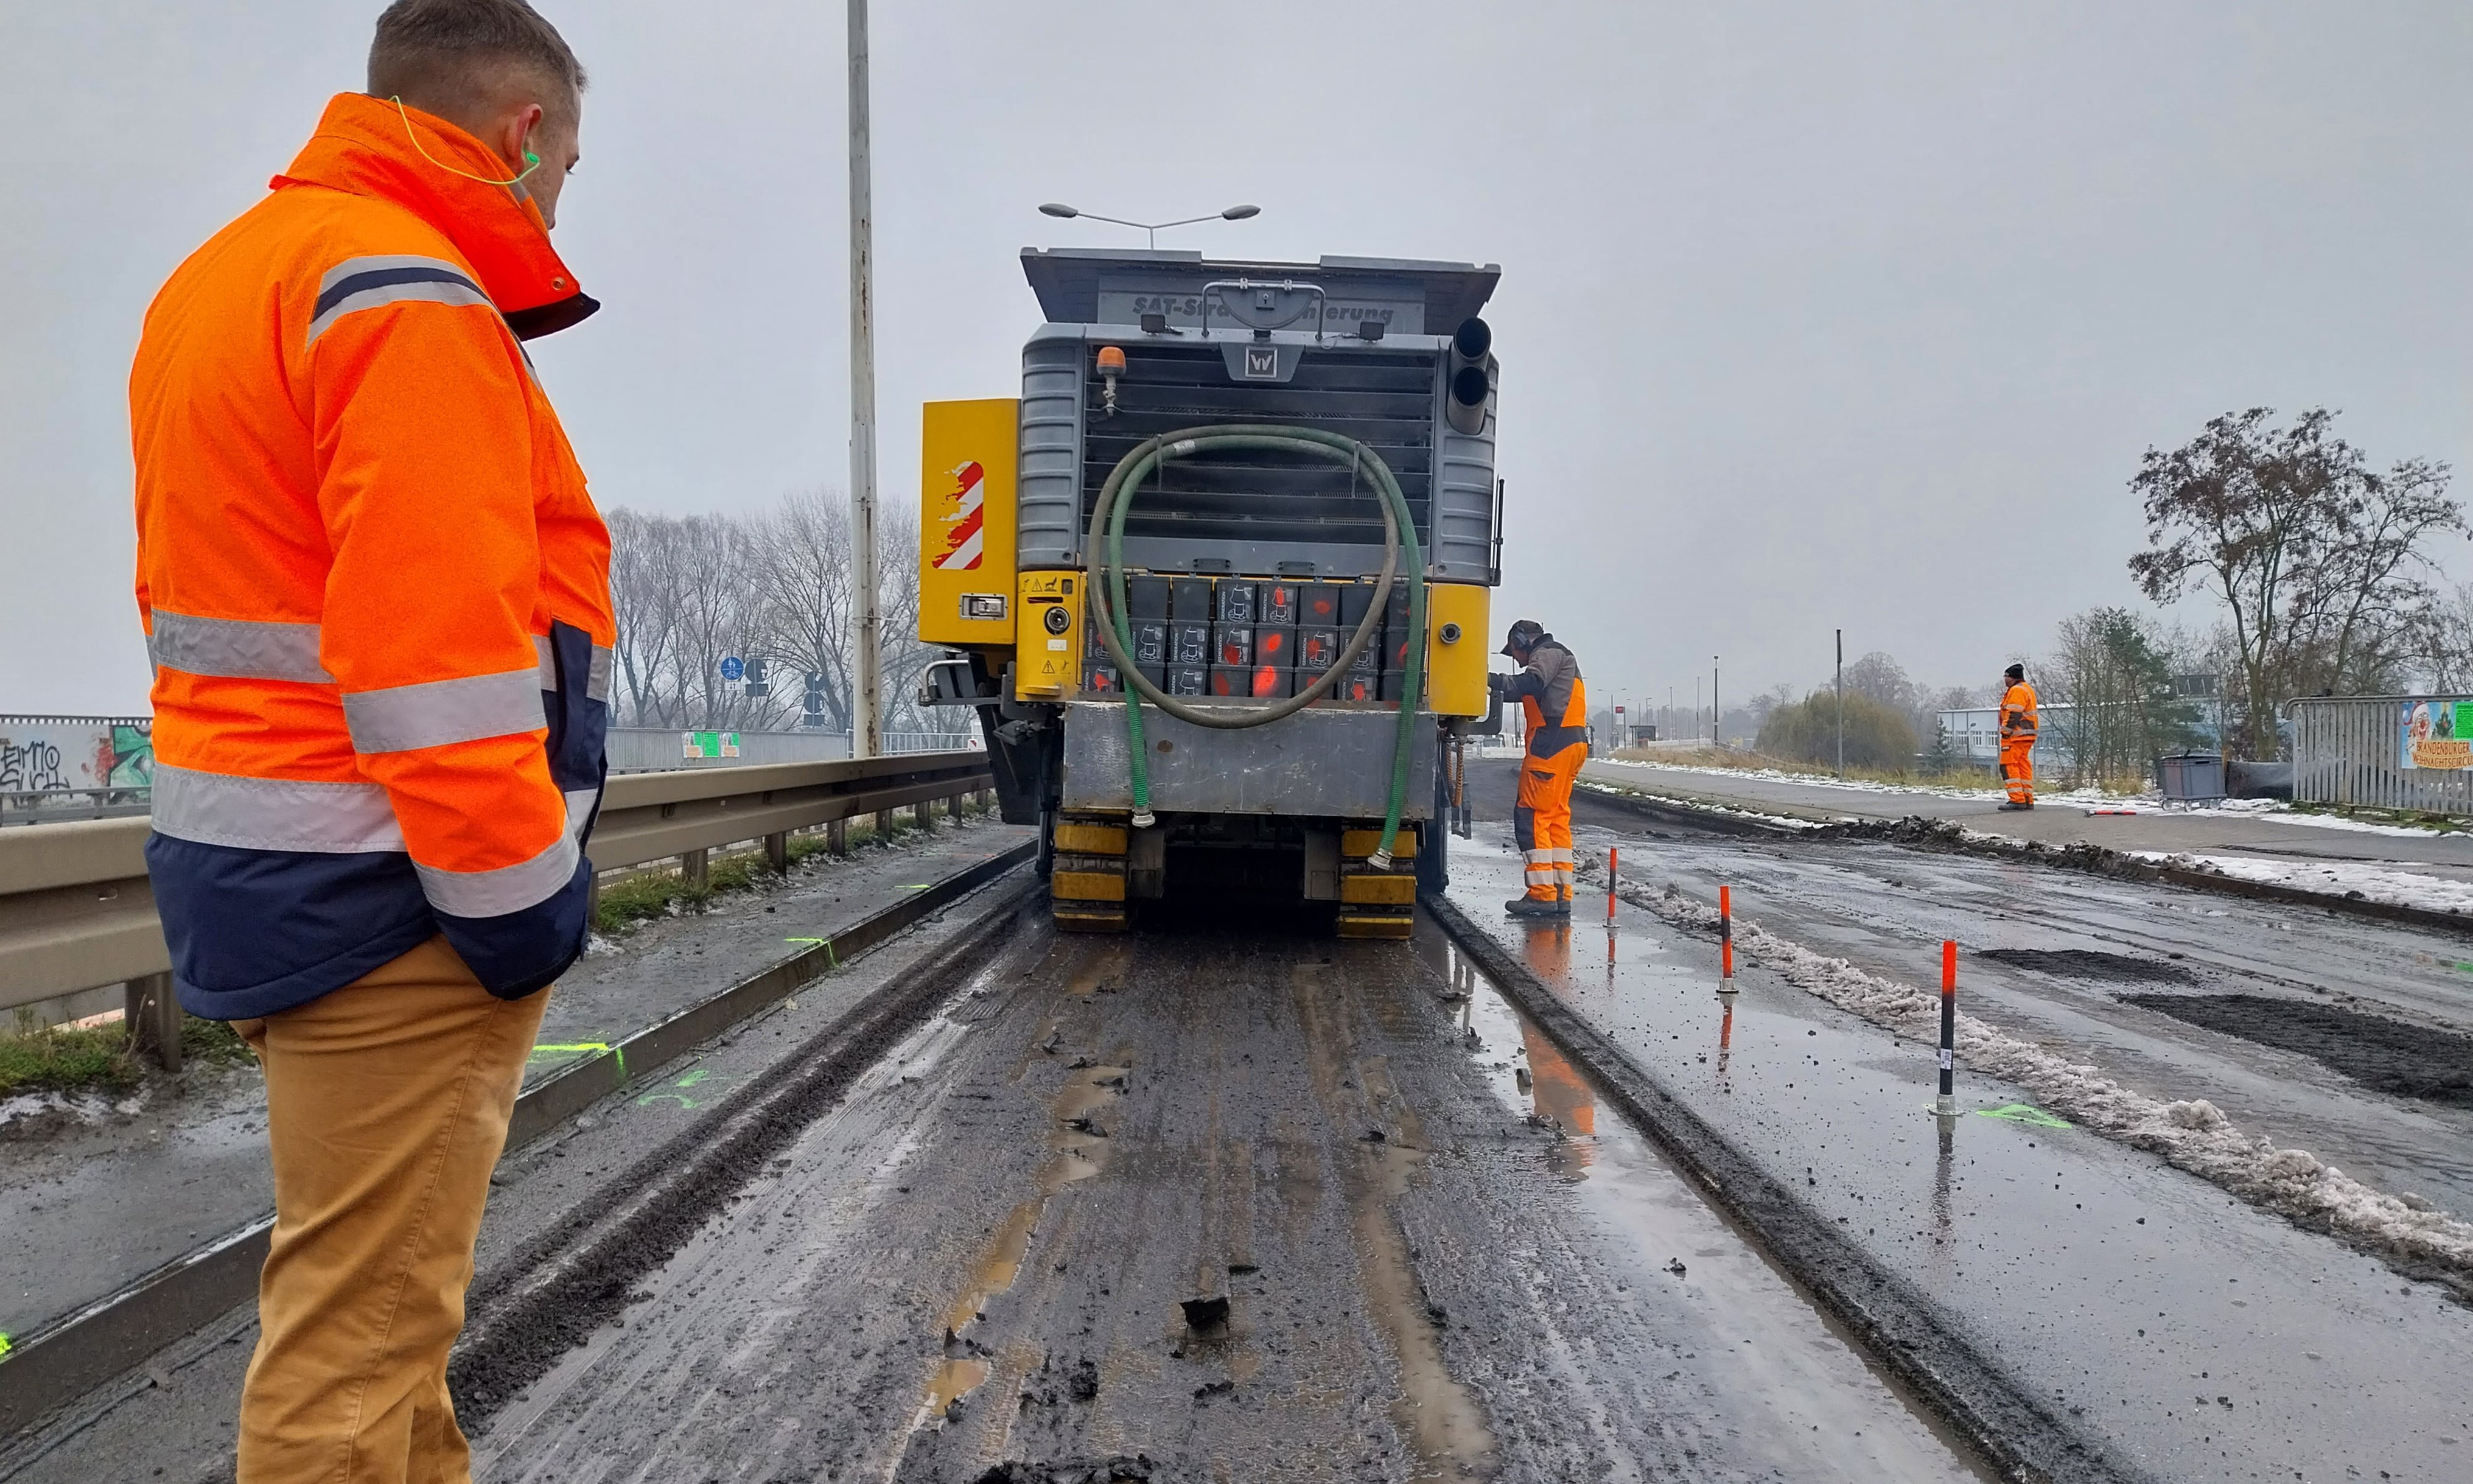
left=917, top=399, right=1020, bottom=648
left=1426, top=583, right=1492, bottom=717
left=1015, top=570, right=1083, bottom=700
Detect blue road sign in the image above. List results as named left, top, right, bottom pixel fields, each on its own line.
left=721, top=656, right=745, bottom=682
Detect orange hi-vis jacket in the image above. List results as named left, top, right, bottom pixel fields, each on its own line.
left=131, top=94, right=614, bottom=1019
left=2000, top=682, right=2040, bottom=743
left=1504, top=637, right=1588, bottom=758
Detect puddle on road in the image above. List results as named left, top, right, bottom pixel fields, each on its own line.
left=907, top=1053, right=1127, bottom=1433
left=1065, top=940, right=1132, bottom=997
left=1422, top=929, right=1991, bottom=1483
left=1292, top=960, right=1500, bottom=1482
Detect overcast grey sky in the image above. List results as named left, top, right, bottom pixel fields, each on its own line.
left=5, top=2, right=2468, bottom=718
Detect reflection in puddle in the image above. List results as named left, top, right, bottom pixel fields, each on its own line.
left=1428, top=931, right=1987, bottom=1482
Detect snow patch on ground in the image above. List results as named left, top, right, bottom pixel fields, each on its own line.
left=0, top=1087, right=138, bottom=1132
left=2209, top=799, right=2464, bottom=839
left=2135, top=852, right=2473, bottom=915
left=1594, top=757, right=2139, bottom=807
left=1628, top=883, right=2473, bottom=1278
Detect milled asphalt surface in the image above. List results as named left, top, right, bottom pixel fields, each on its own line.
left=460, top=912, right=1979, bottom=1483
left=0, top=816, right=1026, bottom=1356
left=17, top=764, right=2473, bottom=1481
left=1586, top=757, right=2473, bottom=884
left=1471, top=760, right=2473, bottom=1481
left=7, top=867, right=1987, bottom=1482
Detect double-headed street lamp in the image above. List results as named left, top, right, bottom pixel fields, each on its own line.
left=1038, top=201, right=1261, bottom=249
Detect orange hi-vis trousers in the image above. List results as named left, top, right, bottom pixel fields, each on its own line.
left=2001, top=738, right=2035, bottom=805
left=1514, top=745, right=1586, bottom=901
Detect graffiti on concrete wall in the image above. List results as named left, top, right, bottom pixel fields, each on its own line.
left=0, top=717, right=153, bottom=795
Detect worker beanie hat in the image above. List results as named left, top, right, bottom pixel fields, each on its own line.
left=2005, top=662, right=2025, bottom=681
left=1501, top=619, right=1545, bottom=657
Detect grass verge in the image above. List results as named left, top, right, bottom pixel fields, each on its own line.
left=0, top=1012, right=256, bottom=1099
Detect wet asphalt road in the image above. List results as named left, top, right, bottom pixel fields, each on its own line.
left=7, top=864, right=1981, bottom=1482
left=1469, top=760, right=2473, bottom=1481
left=0, top=821, right=1028, bottom=1350
left=464, top=910, right=1978, bottom=1483
left=21, top=765, right=2473, bottom=1481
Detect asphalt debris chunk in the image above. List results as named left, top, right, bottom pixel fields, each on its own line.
left=1180, top=1295, right=1231, bottom=1331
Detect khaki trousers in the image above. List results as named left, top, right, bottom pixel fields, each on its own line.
left=233, top=936, right=548, bottom=1483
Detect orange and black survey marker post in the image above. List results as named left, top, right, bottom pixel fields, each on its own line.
left=1934, top=940, right=1958, bottom=1117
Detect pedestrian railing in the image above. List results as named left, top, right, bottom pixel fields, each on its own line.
left=0, top=751, right=996, bottom=1043
left=2291, top=696, right=2473, bottom=815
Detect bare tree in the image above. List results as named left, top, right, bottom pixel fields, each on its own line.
left=2047, top=607, right=2198, bottom=783
left=2129, top=407, right=2461, bottom=755
left=744, top=488, right=856, bottom=732
left=606, top=507, right=682, bottom=727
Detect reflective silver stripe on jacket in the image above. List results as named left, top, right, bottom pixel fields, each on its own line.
left=343, top=667, right=546, bottom=755
left=532, top=634, right=616, bottom=702
left=148, top=610, right=331, bottom=684
left=150, top=761, right=403, bottom=853
left=414, top=830, right=579, bottom=919
left=564, top=787, right=601, bottom=840
left=307, top=254, right=492, bottom=346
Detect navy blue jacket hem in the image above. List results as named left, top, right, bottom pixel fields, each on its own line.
left=172, top=914, right=437, bottom=1021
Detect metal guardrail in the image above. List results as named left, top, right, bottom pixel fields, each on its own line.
left=0, top=751, right=995, bottom=1020
left=2292, top=696, right=2473, bottom=815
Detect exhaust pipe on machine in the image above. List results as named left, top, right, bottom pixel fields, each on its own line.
left=1446, top=317, right=1492, bottom=435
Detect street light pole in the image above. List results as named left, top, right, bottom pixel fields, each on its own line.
left=1836, top=628, right=1845, bottom=778
left=1713, top=656, right=1720, bottom=751
left=847, top=0, right=880, bottom=759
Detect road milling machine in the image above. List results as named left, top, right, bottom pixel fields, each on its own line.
left=915, top=248, right=1506, bottom=936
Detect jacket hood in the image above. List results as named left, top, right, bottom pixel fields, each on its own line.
left=273, top=93, right=597, bottom=341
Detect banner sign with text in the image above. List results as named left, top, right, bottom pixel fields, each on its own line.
left=2398, top=699, right=2473, bottom=770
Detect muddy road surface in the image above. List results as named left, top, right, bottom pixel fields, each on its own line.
left=459, top=905, right=1980, bottom=1483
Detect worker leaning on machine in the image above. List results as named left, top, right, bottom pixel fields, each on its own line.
left=1998, top=661, right=2039, bottom=811
left=128, top=2, right=607, bottom=1477
left=1490, top=619, right=1588, bottom=917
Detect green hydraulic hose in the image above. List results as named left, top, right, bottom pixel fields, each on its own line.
left=1083, top=425, right=1425, bottom=868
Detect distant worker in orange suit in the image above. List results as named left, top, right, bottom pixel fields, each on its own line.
left=1998, top=662, right=2038, bottom=810
left=1491, top=620, right=1588, bottom=916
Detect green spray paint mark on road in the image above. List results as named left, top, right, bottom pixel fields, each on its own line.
left=638, top=1065, right=720, bottom=1110
left=528, top=1042, right=624, bottom=1079
left=786, top=937, right=839, bottom=967
left=1976, top=1102, right=2071, bottom=1129
left=902, top=884, right=931, bottom=890
left=0, top=1331, right=13, bottom=1359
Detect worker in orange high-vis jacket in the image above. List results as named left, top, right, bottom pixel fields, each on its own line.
left=1491, top=620, right=1589, bottom=917
left=1997, top=662, right=2039, bottom=810
left=128, top=5, right=607, bottom=1478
